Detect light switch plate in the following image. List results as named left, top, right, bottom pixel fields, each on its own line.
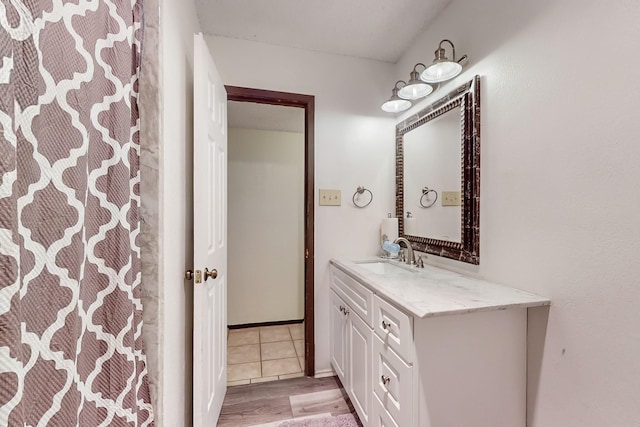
left=441, top=191, right=461, bottom=206
left=319, top=189, right=341, bottom=206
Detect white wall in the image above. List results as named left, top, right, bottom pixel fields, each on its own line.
left=395, top=0, right=640, bottom=425
left=206, top=36, right=396, bottom=374
left=159, top=0, right=200, bottom=425
left=228, top=128, right=305, bottom=325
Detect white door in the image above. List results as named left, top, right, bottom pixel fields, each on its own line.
left=193, top=32, right=227, bottom=426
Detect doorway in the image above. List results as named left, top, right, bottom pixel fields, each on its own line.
left=225, top=86, right=315, bottom=378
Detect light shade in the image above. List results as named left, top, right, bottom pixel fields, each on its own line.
left=398, top=65, right=433, bottom=100
left=420, top=61, right=462, bottom=83
left=420, top=39, right=467, bottom=83
left=382, top=81, right=412, bottom=113
left=381, top=96, right=411, bottom=113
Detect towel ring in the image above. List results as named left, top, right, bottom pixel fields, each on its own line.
left=353, top=186, right=373, bottom=208
left=420, top=187, right=438, bottom=208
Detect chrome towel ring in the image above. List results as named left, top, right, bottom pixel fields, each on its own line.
left=353, top=186, right=373, bottom=208
left=420, top=187, right=438, bottom=208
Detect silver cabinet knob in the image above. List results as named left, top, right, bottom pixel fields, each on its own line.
left=381, top=375, right=391, bottom=385
left=381, top=320, right=391, bottom=330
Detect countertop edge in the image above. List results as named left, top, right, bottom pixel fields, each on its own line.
left=330, top=258, right=551, bottom=319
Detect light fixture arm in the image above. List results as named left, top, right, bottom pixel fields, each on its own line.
left=436, top=39, right=468, bottom=65
left=413, top=63, right=427, bottom=73
left=394, top=80, right=407, bottom=90
left=438, top=39, right=457, bottom=61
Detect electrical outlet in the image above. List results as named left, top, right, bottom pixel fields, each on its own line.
left=319, top=189, right=341, bottom=206
left=441, top=191, right=461, bottom=206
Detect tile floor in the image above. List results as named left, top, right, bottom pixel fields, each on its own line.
left=227, top=323, right=305, bottom=386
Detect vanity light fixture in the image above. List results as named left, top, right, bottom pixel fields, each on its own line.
left=382, top=39, right=468, bottom=113
left=381, top=80, right=412, bottom=113
left=420, top=39, right=468, bottom=83
left=398, top=63, right=433, bottom=100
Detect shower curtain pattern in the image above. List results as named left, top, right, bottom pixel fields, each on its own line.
left=0, top=1, right=153, bottom=426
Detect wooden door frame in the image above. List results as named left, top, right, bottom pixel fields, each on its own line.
left=225, top=86, right=315, bottom=376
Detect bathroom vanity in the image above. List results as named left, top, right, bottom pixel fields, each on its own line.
left=329, top=258, right=550, bottom=427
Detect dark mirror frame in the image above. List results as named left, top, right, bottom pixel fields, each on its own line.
left=395, top=75, right=480, bottom=265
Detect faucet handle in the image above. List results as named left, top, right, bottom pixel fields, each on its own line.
left=398, top=249, right=406, bottom=262
left=416, top=254, right=425, bottom=268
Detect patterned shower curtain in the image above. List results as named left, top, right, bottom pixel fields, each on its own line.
left=0, top=1, right=153, bottom=426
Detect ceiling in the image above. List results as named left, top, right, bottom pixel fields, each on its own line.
left=194, top=0, right=452, bottom=63
left=227, top=101, right=305, bottom=133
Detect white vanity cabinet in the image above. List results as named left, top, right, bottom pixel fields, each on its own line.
left=330, top=259, right=551, bottom=427
left=330, top=267, right=374, bottom=425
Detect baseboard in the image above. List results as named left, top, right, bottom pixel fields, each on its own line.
left=228, top=319, right=304, bottom=330
left=314, top=368, right=336, bottom=379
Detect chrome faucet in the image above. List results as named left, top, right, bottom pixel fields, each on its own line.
left=393, top=237, right=415, bottom=265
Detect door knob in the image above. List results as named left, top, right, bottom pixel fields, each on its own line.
left=204, top=267, right=218, bottom=281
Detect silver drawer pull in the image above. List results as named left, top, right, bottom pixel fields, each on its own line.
left=381, top=375, right=391, bottom=385
left=339, top=305, right=345, bottom=313
left=381, top=320, right=391, bottom=330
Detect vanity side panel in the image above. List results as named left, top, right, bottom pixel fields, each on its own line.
left=415, top=308, right=527, bottom=427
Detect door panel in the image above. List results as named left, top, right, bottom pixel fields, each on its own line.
left=193, top=32, right=227, bottom=427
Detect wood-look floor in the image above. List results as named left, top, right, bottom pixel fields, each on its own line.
left=217, top=376, right=359, bottom=427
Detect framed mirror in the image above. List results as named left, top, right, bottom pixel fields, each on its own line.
left=395, top=75, right=480, bottom=264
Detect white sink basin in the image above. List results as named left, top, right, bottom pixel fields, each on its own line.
left=353, top=260, right=417, bottom=275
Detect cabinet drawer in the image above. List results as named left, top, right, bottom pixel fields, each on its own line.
left=371, top=394, right=399, bottom=427
left=331, top=266, right=374, bottom=327
left=373, top=334, right=413, bottom=427
left=373, top=295, right=414, bottom=363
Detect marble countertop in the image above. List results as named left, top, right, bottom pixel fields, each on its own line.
left=330, top=258, right=550, bottom=319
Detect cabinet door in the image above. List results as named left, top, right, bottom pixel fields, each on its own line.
left=330, top=290, right=348, bottom=385
left=348, top=307, right=373, bottom=426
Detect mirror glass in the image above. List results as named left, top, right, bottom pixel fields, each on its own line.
left=396, top=76, right=480, bottom=265
left=403, top=107, right=462, bottom=242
